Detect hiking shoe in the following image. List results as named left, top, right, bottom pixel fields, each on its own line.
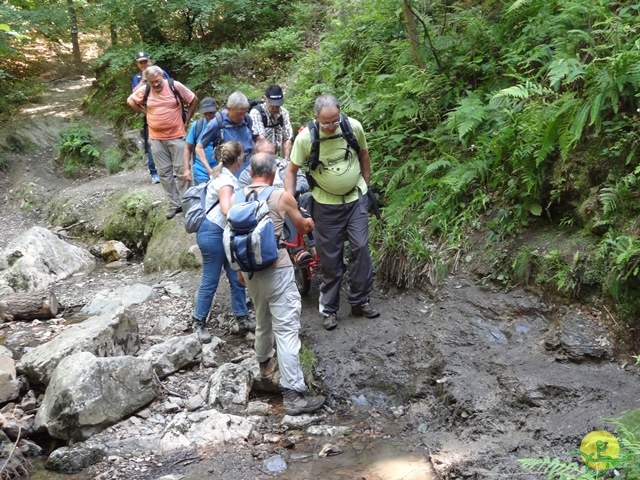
left=282, top=389, right=325, bottom=416
left=323, top=313, right=338, bottom=331
left=193, top=320, right=212, bottom=344
left=165, top=206, right=182, bottom=220
left=294, top=250, right=313, bottom=267
left=151, top=173, right=160, bottom=184
left=259, top=358, right=280, bottom=385
left=236, top=315, right=256, bottom=334
left=351, top=302, right=380, bottom=318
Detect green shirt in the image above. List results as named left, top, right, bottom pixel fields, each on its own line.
left=290, top=117, right=368, bottom=205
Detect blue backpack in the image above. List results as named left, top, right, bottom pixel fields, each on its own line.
left=223, top=187, right=279, bottom=273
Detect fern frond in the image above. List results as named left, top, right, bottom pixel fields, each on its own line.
left=599, top=186, right=619, bottom=216
left=518, top=456, right=595, bottom=479
left=507, top=0, right=534, bottom=14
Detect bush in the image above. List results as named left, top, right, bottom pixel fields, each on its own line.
left=57, top=121, right=101, bottom=177
left=103, top=147, right=123, bottom=174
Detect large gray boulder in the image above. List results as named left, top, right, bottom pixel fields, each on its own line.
left=202, top=362, right=252, bottom=412
left=140, top=334, right=202, bottom=379
left=34, top=352, right=160, bottom=441
left=17, top=307, right=139, bottom=385
left=0, top=226, right=95, bottom=293
left=80, top=283, right=157, bottom=316
left=0, top=345, right=20, bottom=403
left=159, top=409, right=255, bottom=453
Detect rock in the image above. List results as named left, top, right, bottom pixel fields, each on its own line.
left=101, top=240, right=131, bottom=262
left=162, top=281, right=183, bottom=296
left=202, top=362, right=252, bottom=412
left=159, top=409, right=255, bottom=452
left=262, top=454, right=287, bottom=474
left=46, top=443, right=106, bottom=473
left=318, top=443, right=343, bottom=457
left=140, top=334, right=201, bottom=379
left=154, top=475, right=185, bottom=480
left=80, top=283, right=157, bottom=316
left=241, top=356, right=280, bottom=393
left=201, top=337, right=224, bottom=368
left=17, top=307, right=140, bottom=385
left=0, top=226, right=95, bottom=293
left=281, top=413, right=326, bottom=428
left=558, top=312, right=613, bottom=361
left=185, top=394, right=205, bottom=412
left=0, top=429, right=27, bottom=478
left=307, top=425, right=350, bottom=437
left=17, top=438, right=43, bottom=457
left=143, top=218, right=199, bottom=273
left=34, top=352, right=160, bottom=441
left=0, top=348, right=20, bottom=403
left=247, top=401, right=271, bottom=415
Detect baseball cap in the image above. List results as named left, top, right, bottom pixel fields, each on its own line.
left=200, top=97, right=218, bottom=113
left=265, top=85, right=284, bottom=106
left=135, top=51, right=149, bottom=62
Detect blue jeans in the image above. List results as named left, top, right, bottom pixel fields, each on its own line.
left=194, top=219, right=248, bottom=321
left=147, top=150, right=157, bottom=176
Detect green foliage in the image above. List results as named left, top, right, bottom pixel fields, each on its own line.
left=517, top=457, right=596, bottom=479
left=103, top=192, right=158, bottom=250
left=57, top=121, right=101, bottom=177
left=103, top=148, right=123, bottom=174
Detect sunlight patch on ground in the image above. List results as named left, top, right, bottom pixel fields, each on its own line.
left=364, top=455, right=435, bottom=479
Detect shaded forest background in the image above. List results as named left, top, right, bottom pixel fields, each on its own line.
left=3, top=0, right=640, bottom=326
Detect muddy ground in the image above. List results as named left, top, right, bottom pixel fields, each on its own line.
left=1, top=79, right=639, bottom=479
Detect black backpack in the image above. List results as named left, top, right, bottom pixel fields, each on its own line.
left=306, top=113, right=360, bottom=173
left=142, top=78, right=188, bottom=123
left=249, top=100, right=284, bottom=129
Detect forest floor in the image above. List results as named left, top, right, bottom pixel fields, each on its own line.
left=1, top=78, right=639, bottom=480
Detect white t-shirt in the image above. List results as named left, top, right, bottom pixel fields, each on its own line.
left=204, top=167, right=239, bottom=228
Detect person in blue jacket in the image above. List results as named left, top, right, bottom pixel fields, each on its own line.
left=183, top=97, right=218, bottom=185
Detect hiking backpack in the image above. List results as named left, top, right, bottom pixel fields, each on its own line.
left=190, top=118, right=206, bottom=162
left=143, top=78, right=188, bottom=123
left=306, top=113, right=360, bottom=172
left=223, top=187, right=280, bottom=273
left=182, top=183, right=219, bottom=234
left=249, top=101, right=284, bottom=129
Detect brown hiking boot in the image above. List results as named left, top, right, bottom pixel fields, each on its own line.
left=282, top=389, right=325, bottom=415
left=351, top=302, right=380, bottom=318
left=259, top=358, right=280, bottom=386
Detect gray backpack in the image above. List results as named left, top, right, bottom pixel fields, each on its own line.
left=182, top=183, right=218, bottom=233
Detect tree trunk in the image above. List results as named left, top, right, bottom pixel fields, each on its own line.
left=67, top=0, right=83, bottom=73
left=110, top=22, right=118, bottom=46
left=0, top=290, right=59, bottom=322
left=402, top=0, right=426, bottom=69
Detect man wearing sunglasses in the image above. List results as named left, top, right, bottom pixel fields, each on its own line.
left=285, top=94, right=379, bottom=331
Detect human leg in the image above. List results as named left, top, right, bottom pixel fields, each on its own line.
left=149, top=139, right=177, bottom=206
left=313, top=202, right=348, bottom=316
left=167, top=138, right=189, bottom=198
left=193, top=221, right=226, bottom=322
left=244, top=271, right=275, bottom=364
left=345, top=194, right=375, bottom=310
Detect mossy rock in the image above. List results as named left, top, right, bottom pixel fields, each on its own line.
left=103, top=191, right=160, bottom=250
left=143, top=215, right=200, bottom=272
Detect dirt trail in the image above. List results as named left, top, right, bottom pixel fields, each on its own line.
left=1, top=79, right=639, bottom=479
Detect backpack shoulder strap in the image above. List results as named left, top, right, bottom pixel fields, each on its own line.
left=257, top=186, right=276, bottom=202
left=307, top=120, right=320, bottom=171
left=339, top=113, right=360, bottom=154
left=142, top=83, right=151, bottom=108
left=259, top=104, right=269, bottom=128
left=194, top=118, right=205, bottom=140
left=167, top=77, right=185, bottom=106
left=215, top=112, right=226, bottom=144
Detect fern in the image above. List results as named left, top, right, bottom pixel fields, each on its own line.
left=599, top=187, right=619, bottom=216
left=518, top=457, right=596, bottom=479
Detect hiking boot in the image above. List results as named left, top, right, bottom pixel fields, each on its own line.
left=165, top=206, right=182, bottom=220
left=236, top=315, right=256, bottom=334
left=193, top=319, right=212, bottom=344
left=259, top=358, right=280, bottom=385
left=151, top=173, right=160, bottom=184
left=282, top=389, right=325, bottom=416
left=294, top=250, right=313, bottom=268
left=323, top=313, right=338, bottom=331
left=351, top=302, right=380, bottom=318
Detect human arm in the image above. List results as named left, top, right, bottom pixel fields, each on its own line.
left=126, top=90, right=145, bottom=114
left=358, top=148, right=371, bottom=186
left=185, top=95, right=198, bottom=128
left=283, top=138, right=292, bottom=160
left=196, top=120, right=218, bottom=176
left=183, top=142, right=194, bottom=182
left=279, top=191, right=314, bottom=234
left=284, top=162, right=299, bottom=196
left=218, top=185, right=235, bottom=217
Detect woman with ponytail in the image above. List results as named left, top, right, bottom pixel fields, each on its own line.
left=191, top=141, right=252, bottom=342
